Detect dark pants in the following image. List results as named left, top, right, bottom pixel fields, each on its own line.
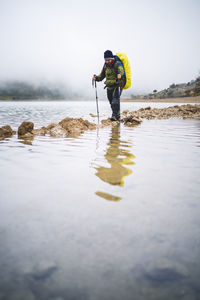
left=107, top=87, right=122, bottom=119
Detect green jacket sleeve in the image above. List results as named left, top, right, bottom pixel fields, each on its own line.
left=96, top=66, right=105, bottom=81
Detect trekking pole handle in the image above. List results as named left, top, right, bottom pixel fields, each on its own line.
left=92, top=75, right=97, bottom=87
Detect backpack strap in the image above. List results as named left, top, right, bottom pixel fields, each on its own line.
left=114, top=56, right=126, bottom=81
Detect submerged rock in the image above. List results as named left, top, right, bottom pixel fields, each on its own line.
left=31, top=264, right=57, bottom=281
left=2, top=104, right=199, bottom=142
left=0, top=128, right=4, bottom=138
left=46, top=123, right=57, bottom=130
left=89, top=113, right=98, bottom=117
left=100, top=104, right=200, bottom=128
left=24, top=261, right=58, bottom=281
left=143, top=259, right=188, bottom=285
left=21, top=132, right=34, bottom=139
left=145, top=267, right=185, bottom=284
left=121, top=104, right=200, bottom=124
left=16, top=118, right=97, bottom=139
left=49, top=124, right=67, bottom=137
left=60, top=117, right=96, bottom=131
left=96, top=191, right=121, bottom=202
left=122, top=116, right=142, bottom=127
left=101, top=119, right=119, bottom=127
left=0, top=125, right=16, bottom=139
left=25, top=117, right=97, bottom=138
left=18, top=121, right=34, bottom=137
left=32, top=126, right=48, bottom=136
left=59, top=117, right=96, bottom=137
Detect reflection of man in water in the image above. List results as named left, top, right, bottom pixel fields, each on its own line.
left=95, top=124, right=135, bottom=187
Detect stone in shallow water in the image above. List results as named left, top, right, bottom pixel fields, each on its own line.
left=96, top=191, right=121, bottom=201
left=59, top=117, right=96, bottom=137
left=122, top=116, right=142, bottom=126
left=49, top=124, right=67, bottom=137
left=46, top=123, right=57, bottom=130
left=26, top=261, right=58, bottom=281
left=2, top=125, right=14, bottom=136
left=143, top=259, right=188, bottom=285
left=89, top=113, right=97, bottom=117
left=145, top=267, right=185, bottom=284
left=32, top=127, right=48, bottom=136
left=101, top=119, right=120, bottom=127
left=0, top=125, right=15, bottom=139
left=0, top=128, right=4, bottom=138
left=59, top=117, right=96, bottom=131
left=121, top=104, right=200, bottom=122
left=18, top=122, right=34, bottom=136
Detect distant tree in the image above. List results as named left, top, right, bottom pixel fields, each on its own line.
left=153, top=89, right=157, bottom=93
left=194, top=76, right=200, bottom=94
left=169, top=83, right=176, bottom=89
left=0, top=81, right=68, bottom=99
left=166, top=90, right=173, bottom=97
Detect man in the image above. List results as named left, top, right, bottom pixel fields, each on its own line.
left=93, top=50, right=126, bottom=121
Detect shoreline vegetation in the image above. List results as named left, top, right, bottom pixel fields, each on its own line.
left=0, top=77, right=200, bottom=101
left=0, top=81, right=76, bottom=100
left=128, top=76, right=200, bottom=100
left=1, top=104, right=200, bottom=141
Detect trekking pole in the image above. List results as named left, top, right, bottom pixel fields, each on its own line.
left=92, top=78, right=100, bottom=124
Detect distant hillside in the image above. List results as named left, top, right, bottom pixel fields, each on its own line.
left=128, top=77, right=200, bottom=100
left=0, top=81, right=75, bottom=100
left=146, top=77, right=200, bottom=99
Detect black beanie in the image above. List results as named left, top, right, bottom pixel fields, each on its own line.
left=104, top=50, right=114, bottom=59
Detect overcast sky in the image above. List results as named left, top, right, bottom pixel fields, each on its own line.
left=0, top=0, right=200, bottom=97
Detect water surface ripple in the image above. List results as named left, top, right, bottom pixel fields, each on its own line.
left=0, top=101, right=200, bottom=300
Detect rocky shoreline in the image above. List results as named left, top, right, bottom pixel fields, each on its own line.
left=0, top=104, right=200, bottom=140
left=121, top=103, right=200, bottom=126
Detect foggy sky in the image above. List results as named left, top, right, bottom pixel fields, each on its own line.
left=0, top=0, right=200, bottom=97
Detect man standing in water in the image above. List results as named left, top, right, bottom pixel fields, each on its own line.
left=93, top=50, right=126, bottom=121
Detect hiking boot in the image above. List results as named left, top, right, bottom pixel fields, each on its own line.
left=110, top=115, right=120, bottom=121
left=109, top=113, right=115, bottom=121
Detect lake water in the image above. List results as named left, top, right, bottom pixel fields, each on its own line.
left=0, top=100, right=200, bottom=300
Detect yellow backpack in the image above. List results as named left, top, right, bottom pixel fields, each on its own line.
left=115, top=52, right=131, bottom=89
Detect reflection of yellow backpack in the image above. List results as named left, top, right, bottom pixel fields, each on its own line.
left=115, top=52, right=131, bottom=89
